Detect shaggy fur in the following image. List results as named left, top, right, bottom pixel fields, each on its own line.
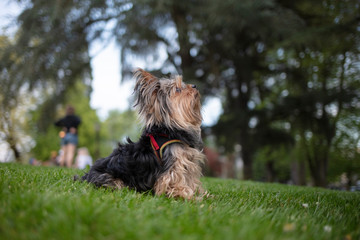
left=79, top=68, right=206, bottom=199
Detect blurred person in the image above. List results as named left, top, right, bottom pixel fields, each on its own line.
left=75, top=147, right=93, bottom=170
left=55, top=105, right=81, bottom=167
left=50, top=150, right=60, bottom=166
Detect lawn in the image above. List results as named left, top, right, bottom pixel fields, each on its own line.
left=0, top=163, right=359, bottom=240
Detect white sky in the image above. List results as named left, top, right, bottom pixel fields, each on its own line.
left=89, top=40, right=134, bottom=119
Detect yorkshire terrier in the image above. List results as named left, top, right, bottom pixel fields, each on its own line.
left=78, top=68, right=206, bottom=199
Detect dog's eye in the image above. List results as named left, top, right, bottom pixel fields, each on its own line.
left=176, top=87, right=182, bottom=93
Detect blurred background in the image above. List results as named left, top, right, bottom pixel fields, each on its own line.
left=0, top=0, right=359, bottom=190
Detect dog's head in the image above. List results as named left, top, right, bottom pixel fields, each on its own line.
left=133, top=68, right=202, bottom=130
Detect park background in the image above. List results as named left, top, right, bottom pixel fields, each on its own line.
left=0, top=0, right=359, bottom=189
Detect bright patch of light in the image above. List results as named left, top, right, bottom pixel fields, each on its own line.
left=202, top=97, right=222, bottom=126
left=90, top=40, right=133, bottom=120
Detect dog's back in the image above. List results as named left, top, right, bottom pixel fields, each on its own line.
left=80, top=136, right=164, bottom=192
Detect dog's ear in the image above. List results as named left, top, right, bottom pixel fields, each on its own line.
left=133, top=68, right=158, bottom=87
left=133, top=68, right=160, bottom=109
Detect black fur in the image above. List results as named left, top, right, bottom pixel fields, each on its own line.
left=79, top=125, right=203, bottom=192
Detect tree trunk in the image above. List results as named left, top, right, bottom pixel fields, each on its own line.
left=266, top=161, right=276, bottom=182
left=301, top=129, right=330, bottom=188
left=171, top=4, right=194, bottom=79
left=291, top=160, right=306, bottom=185
left=311, top=168, right=327, bottom=187
left=241, top=144, right=253, bottom=180
left=9, top=142, right=21, bottom=162
left=308, top=154, right=328, bottom=187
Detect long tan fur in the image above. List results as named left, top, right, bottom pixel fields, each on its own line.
left=133, top=68, right=207, bottom=200
left=154, top=145, right=205, bottom=199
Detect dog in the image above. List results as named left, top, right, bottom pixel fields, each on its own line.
left=78, top=68, right=206, bottom=199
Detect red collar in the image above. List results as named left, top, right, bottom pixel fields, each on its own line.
left=147, top=134, right=182, bottom=161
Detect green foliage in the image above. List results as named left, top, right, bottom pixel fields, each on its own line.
left=105, top=109, right=141, bottom=142
left=101, top=109, right=141, bottom=151
left=328, top=114, right=360, bottom=183
left=1, top=163, right=359, bottom=240
left=29, top=81, right=143, bottom=162
left=253, top=145, right=292, bottom=183
left=271, top=0, right=360, bottom=185
left=31, top=81, right=101, bottom=160
left=0, top=35, right=31, bottom=161
left=31, top=126, right=60, bottom=161
left=328, top=149, right=360, bottom=184
left=1, top=0, right=96, bottom=129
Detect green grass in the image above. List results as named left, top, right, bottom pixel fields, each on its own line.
left=0, top=163, right=359, bottom=240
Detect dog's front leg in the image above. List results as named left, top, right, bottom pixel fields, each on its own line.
left=154, top=147, right=204, bottom=200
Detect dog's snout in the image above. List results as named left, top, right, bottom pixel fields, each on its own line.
left=191, top=84, right=197, bottom=89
